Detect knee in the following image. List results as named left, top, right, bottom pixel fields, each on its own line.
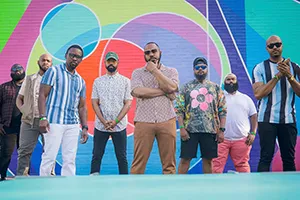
left=180, top=158, right=191, bottom=165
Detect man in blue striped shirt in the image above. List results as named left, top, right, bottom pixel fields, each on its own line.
left=252, top=35, right=300, bottom=172
left=38, top=45, right=88, bottom=176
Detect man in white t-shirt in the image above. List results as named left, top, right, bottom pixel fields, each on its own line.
left=212, top=73, right=258, bottom=173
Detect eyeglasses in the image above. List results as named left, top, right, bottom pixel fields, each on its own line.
left=69, top=53, right=83, bottom=59
left=267, top=42, right=282, bottom=49
left=144, top=49, right=158, bottom=55
left=194, top=65, right=207, bottom=70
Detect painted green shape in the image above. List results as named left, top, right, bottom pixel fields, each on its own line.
left=29, top=0, right=230, bottom=78
left=245, top=0, right=300, bottom=63
left=74, top=0, right=231, bottom=76
left=26, top=36, right=62, bottom=75
left=0, top=0, right=31, bottom=52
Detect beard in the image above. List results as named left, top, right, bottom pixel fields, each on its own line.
left=11, top=72, right=25, bottom=81
left=224, top=82, right=239, bottom=93
left=38, top=63, right=48, bottom=72
left=144, top=53, right=161, bottom=64
left=194, top=73, right=207, bottom=81
left=106, top=64, right=117, bottom=73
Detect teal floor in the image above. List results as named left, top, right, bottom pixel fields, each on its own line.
left=1, top=172, right=299, bottom=200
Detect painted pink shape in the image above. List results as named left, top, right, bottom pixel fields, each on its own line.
left=199, top=102, right=208, bottom=111
left=190, top=90, right=199, bottom=98
left=205, top=94, right=213, bottom=103
left=199, top=87, right=208, bottom=95
left=272, top=136, right=300, bottom=171
left=191, top=99, right=200, bottom=108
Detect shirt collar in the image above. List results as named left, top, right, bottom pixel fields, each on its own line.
left=105, top=72, right=119, bottom=78
left=63, top=63, right=79, bottom=77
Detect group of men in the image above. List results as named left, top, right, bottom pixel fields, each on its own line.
left=0, top=35, right=299, bottom=180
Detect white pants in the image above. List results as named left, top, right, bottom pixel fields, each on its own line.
left=40, top=124, right=80, bottom=176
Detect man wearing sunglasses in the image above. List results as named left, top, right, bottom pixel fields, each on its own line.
left=16, top=54, right=53, bottom=176
left=252, top=35, right=300, bottom=172
left=130, top=42, right=179, bottom=174
left=0, top=64, right=25, bottom=181
left=175, top=57, right=227, bottom=174
left=38, top=45, right=88, bottom=176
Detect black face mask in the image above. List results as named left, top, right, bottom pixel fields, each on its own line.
left=194, top=73, right=207, bottom=81
left=224, top=82, right=239, bottom=93
left=106, top=64, right=117, bottom=73
left=11, top=72, right=25, bottom=81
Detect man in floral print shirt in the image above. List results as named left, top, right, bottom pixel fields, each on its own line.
left=175, top=57, right=227, bottom=174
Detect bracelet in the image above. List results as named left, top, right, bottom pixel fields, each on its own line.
left=179, top=125, right=185, bottom=129
left=273, top=75, right=279, bottom=81
left=250, top=131, right=256, bottom=136
left=165, top=93, right=168, bottom=97
left=115, top=118, right=120, bottom=124
left=40, top=116, right=47, bottom=121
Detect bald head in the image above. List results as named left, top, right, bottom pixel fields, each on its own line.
left=224, top=73, right=238, bottom=93
left=266, top=35, right=282, bottom=46
left=224, top=73, right=237, bottom=84
left=266, top=35, right=283, bottom=61
left=38, top=53, right=52, bottom=73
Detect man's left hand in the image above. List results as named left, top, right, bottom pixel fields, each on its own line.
left=245, top=134, right=255, bottom=146
left=277, top=58, right=291, bottom=77
left=216, top=131, right=224, bottom=143
left=80, top=129, right=89, bottom=144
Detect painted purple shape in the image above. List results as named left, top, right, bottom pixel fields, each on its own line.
left=186, top=0, right=207, bottom=16
left=114, top=13, right=221, bottom=75
left=0, top=0, right=70, bottom=83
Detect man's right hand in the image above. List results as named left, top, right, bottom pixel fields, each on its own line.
left=180, top=128, right=190, bottom=141
left=0, top=124, right=6, bottom=136
left=101, top=120, right=113, bottom=131
left=39, top=119, right=50, bottom=133
left=166, top=92, right=177, bottom=101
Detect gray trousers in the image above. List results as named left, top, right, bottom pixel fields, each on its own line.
left=17, top=118, right=44, bottom=175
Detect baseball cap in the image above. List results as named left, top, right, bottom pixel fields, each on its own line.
left=105, top=52, right=119, bottom=61
left=193, top=57, right=208, bottom=67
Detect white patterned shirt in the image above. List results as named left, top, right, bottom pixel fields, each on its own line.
left=92, top=73, right=132, bottom=132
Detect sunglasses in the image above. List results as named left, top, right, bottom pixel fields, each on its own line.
left=69, top=53, right=83, bottom=59
left=144, top=49, right=158, bottom=55
left=11, top=66, right=23, bottom=72
left=194, top=65, right=207, bottom=70
left=267, top=42, right=282, bottom=49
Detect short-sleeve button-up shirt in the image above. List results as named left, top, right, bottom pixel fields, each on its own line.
left=92, top=73, right=132, bottom=131
left=131, top=64, right=179, bottom=123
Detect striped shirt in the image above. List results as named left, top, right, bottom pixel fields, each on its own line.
left=252, top=59, right=300, bottom=124
left=41, top=63, right=86, bottom=124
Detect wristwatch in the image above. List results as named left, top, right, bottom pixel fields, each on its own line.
left=288, top=76, right=295, bottom=82
left=82, top=125, right=89, bottom=131
left=219, top=127, right=226, bottom=132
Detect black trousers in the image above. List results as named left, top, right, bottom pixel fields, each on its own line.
left=0, top=134, right=18, bottom=180
left=90, top=128, right=128, bottom=174
left=257, top=122, right=297, bottom=172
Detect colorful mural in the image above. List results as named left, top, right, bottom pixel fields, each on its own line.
left=1, top=0, right=300, bottom=175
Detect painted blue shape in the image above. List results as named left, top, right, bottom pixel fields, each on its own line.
left=41, top=4, right=67, bottom=30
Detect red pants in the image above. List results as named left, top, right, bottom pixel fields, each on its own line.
left=212, top=137, right=251, bottom=173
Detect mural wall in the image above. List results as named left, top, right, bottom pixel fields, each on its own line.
left=1, top=0, right=300, bottom=175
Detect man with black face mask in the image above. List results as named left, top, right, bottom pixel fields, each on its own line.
left=0, top=64, right=25, bottom=181
left=176, top=57, right=227, bottom=174
left=90, top=51, right=132, bottom=175
left=212, top=73, right=257, bottom=173
left=16, top=54, right=52, bottom=176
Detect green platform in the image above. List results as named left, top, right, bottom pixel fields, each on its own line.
left=1, top=172, right=299, bottom=200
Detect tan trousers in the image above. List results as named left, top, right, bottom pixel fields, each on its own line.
left=130, top=118, right=176, bottom=174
